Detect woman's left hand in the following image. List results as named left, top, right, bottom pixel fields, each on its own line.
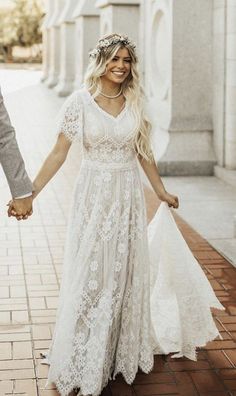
left=158, top=191, right=179, bottom=209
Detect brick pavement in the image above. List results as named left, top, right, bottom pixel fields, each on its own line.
left=0, top=84, right=236, bottom=396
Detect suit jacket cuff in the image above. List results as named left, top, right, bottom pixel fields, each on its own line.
left=10, top=178, right=33, bottom=198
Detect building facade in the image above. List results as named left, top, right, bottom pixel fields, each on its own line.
left=41, top=0, right=236, bottom=180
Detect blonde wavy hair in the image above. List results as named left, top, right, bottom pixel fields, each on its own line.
left=84, top=33, right=154, bottom=162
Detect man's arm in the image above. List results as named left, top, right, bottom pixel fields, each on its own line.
left=0, top=88, right=33, bottom=198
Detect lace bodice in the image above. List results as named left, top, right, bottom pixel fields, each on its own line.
left=57, top=88, right=138, bottom=165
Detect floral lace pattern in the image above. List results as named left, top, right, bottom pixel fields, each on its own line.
left=43, top=88, right=224, bottom=396
left=46, top=89, right=154, bottom=396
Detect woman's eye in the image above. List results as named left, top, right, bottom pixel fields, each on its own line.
left=111, top=57, right=131, bottom=63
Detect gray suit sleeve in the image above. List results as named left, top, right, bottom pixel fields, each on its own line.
left=0, top=89, right=32, bottom=197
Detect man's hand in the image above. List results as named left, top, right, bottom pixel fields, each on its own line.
left=7, top=196, right=33, bottom=220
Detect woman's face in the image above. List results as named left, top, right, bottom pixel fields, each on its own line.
left=101, top=47, right=132, bottom=85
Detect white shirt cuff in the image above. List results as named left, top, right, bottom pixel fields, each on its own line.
left=14, top=193, right=32, bottom=199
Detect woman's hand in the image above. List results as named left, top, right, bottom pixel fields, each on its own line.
left=158, top=191, right=179, bottom=209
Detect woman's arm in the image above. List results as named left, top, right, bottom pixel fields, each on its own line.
left=138, top=155, right=179, bottom=208
left=33, top=134, right=71, bottom=198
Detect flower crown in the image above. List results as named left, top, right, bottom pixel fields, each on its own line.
left=89, top=34, right=136, bottom=59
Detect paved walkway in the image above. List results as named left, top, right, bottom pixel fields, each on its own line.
left=1, top=80, right=236, bottom=395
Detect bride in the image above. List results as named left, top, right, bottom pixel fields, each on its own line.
left=10, top=33, right=224, bottom=396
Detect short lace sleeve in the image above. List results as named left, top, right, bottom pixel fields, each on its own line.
left=56, top=91, right=83, bottom=143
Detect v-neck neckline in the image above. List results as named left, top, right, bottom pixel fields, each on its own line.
left=85, top=88, right=128, bottom=121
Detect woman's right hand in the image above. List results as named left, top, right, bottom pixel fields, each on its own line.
left=158, top=191, right=179, bottom=209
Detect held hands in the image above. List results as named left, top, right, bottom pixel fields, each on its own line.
left=158, top=191, right=179, bottom=209
left=7, top=196, right=33, bottom=220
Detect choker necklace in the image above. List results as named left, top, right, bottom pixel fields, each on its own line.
left=99, top=88, right=122, bottom=99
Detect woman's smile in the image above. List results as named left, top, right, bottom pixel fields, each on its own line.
left=101, top=47, right=132, bottom=85
left=112, top=71, right=126, bottom=76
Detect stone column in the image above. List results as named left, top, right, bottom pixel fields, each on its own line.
left=142, top=0, right=216, bottom=176
left=212, top=0, right=226, bottom=169
left=41, top=0, right=54, bottom=82
left=55, top=23, right=75, bottom=95
left=54, top=0, right=77, bottom=96
left=214, top=0, right=236, bottom=184
left=224, top=1, right=236, bottom=169
left=95, top=0, right=140, bottom=45
left=73, top=0, right=100, bottom=89
left=46, top=0, right=65, bottom=88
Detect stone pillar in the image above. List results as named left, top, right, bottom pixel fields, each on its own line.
left=143, top=0, right=216, bottom=176
left=95, top=0, right=140, bottom=45
left=213, top=2, right=236, bottom=247
left=214, top=0, right=236, bottom=184
left=41, top=0, right=54, bottom=82
left=225, top=1, right=236, bottom=169
left=54, top=0, right=77, bottom=96
left=212, top=0, right=226, bottom=169
left=73, top=0, right=100, bottom=89
left=46, top=0, right=65, bottom=88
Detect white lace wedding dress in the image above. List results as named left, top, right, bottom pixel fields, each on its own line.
left=41, top=88, right=224, bottom=396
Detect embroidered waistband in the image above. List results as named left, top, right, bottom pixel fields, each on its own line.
left=81, top=159, right=138, bottom=171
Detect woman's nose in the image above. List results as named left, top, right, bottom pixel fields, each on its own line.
left=117, top=59, right=125, bottom=68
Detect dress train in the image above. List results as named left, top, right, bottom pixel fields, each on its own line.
left=149, top=203, right=224, bottom=361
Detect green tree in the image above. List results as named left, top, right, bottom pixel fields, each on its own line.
left=11, top=0, right=44, bottom=47
left=0, top=0, right=44, bottom=61
left=0, top=8, right=17, bottom=61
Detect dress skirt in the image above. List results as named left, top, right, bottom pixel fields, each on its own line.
left=44, top=159, right=154, bottom=396
left=42, top=158, right=224, bottom=396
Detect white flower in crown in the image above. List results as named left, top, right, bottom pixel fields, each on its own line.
left=89, top=34, right=136, bottom=58
left=100, top=39, right=110, bottom=48
left=89, top=48, right=101, bottom=58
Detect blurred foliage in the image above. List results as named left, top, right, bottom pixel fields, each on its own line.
left=0, top=0, right=44, bottom=61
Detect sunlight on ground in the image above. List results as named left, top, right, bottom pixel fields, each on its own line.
left=0, top=67, right=42, bottom=95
